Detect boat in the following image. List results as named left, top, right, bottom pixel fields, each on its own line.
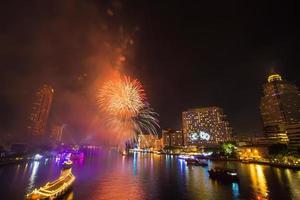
left=178, top=154, right=194, bottom=159
left=185, top=158, right=208, bottom=167
left=121, top=150, right=127, bottom=156
left=197, top=160, right=208, bottom=167
left=208, top=168, right=238, bottom=182
left=26, top=160, right=75, bottom=200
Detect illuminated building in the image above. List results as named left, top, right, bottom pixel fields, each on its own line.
left=138, top=134, right=163, bottom=150
left=28, top=84, right=54, bottom=137
left=237, top=146, right=269, bottom=160
left=286, top=123, right=300, bottom=150
left=260, top=72, right=300, bottom=143
left=162, top=129, right=185, bottom=147
left=182, top=107, right=232, bottom=145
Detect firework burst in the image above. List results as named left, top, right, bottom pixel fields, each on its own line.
left=97, top=75, right=159, bottom=142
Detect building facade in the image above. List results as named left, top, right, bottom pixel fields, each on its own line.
left=138, top=134, right=163, bottom=150
left=260, top=73, right=300, bottom=144
left=28, top=84, right=54, bottom=137
left=162, top=129, right=185, bottom=147
left=286, top=123, right=300, bottom=150
left=182, top=107, right=232, bottom=145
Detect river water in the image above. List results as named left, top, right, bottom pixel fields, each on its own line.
left=0, top=149, right=300, bottom=200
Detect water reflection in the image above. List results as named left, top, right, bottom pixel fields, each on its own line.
left=232, top=182, right=240, bottom=199
left=27, top=161, right=40, bottom=192
left=249, top=164, right=268, bottom=199
left=1, top=151, right=300, bottom=200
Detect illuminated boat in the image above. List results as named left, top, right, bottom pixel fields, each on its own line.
left=121, top=150, right=128, bottom=156
left=185, top=158, right=208, bottom=167
left=26, top=160, right=75, bottom=200
left=208, top=168, right=238, bottom=182
left=178, top=154, right=194, bottom=159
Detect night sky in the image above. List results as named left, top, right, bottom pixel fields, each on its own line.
left=1, top=1, right=300, bottom=142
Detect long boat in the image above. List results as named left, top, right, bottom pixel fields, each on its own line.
left=26, top=160, right=75, bottom=200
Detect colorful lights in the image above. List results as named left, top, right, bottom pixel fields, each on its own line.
left=26, top=164, right=75, bottom=199
left=267, top=74, right=282, bottom=83
left=189, top=131, right=210, bottom=141
left=97, top=75, right=159, bottom=147
left=33, top=154, right=43, bottom=160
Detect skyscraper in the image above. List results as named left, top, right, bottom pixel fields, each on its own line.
left=260, top=72, right=300, bottom=143
left=28, top=84, right=54, bottom=138
left=182, top=107, right=232, bottom=145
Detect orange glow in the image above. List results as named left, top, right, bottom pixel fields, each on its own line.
left=97, top=74, right=159, bottom=148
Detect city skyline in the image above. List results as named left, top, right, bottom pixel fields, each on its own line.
left=1, top=2, right=300, bottom=200
left=1, top=1, right=300, bottom=142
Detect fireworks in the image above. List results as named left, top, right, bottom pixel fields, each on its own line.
left=97, top=75, right=159, bottom=142
left=98, top=76, right=145, bottom=118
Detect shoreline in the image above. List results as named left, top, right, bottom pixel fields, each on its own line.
left=142, top=151, right=300, bottom=170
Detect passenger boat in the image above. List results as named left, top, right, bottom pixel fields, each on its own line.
left=208, top=168, right=238, bottom=182
left=178, top=154, right=194, bottom=159
left=185, top=158, right=208, bottom=167
left=26, top=160, right=75, bottom=200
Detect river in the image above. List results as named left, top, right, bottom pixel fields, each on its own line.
left=0, top=149, right=300, bottom=200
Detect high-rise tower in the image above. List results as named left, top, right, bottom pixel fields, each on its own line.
left=182, top=107, right=232, bottom=145
left=260, top=72, right=300, bottom=143
left=28, top=84, right=54, bottom=138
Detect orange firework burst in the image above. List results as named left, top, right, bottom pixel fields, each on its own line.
left=98, top=76, right=145, bottom=118
left=97, top=75, right=159, bottom=141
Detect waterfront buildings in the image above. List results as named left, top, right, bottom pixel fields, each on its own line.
left=138, top=134, right=163, bottom=150
left=28, top=84, right=54, bottom=138
left=286, top=123, right=300, bottom=150
left=182, top=107, right=232, bottom=145
left=162, top=129, right=185, bottom=147
left=237, top=146, right=269, bottom=160
left=260, top=72, right=300, bottom=144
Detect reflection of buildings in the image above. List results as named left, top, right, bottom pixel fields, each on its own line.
left=138, top=134, right=163, bottom=150
left=249, top=165, right=268, bottom=199
left=162, top=129, right=185, bottom=147
left=28, top=84, right=54, bottom=137
left=182, top=107, right=232, bottom=145
left=260, top=73, right=300, bottom=145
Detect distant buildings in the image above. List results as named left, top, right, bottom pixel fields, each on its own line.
left=182, top=107, right=232, bottom=145
left=138, top=134, right=163, bottom=150
left=162, top=129, right=185, bottom=147
left=260, top=73, right=300, bottom=144
left=28, top=84, right=54, bottom=138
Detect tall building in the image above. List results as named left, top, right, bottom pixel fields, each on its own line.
left=182, top=107, right=232, bottom=145
left=286, top=123, right=300, bottom=150
left=28, top=84, right=54, bottom=137
left=260, top=72, right=300, bottom=143
left=162, top=129, right=185, bottom=147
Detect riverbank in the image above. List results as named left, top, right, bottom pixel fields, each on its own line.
left=138, top=150, right=300, bottom=170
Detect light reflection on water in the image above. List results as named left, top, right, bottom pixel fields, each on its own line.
left=27, top=161, right=40, bottom=192
left=0, top=150, right=300, bottom=200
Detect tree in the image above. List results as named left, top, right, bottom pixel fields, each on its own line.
left=220, top=142, right=237, bottom=158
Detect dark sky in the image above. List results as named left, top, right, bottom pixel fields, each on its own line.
left=1, top=1, right=300, bottom=141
